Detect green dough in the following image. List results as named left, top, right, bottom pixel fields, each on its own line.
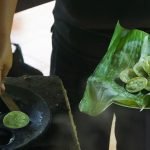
left=3, top=111, right=30, bottom=129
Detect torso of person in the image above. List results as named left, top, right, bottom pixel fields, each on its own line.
left=52, top=0, right=150, bottom=61
left=53, top=0, right=150, bottom=30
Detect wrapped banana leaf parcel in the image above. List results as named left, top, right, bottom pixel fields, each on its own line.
left=79, top=22, right=150, bottom=116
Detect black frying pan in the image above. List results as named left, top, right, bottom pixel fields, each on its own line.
left=0, top=84, right=51, bottom=150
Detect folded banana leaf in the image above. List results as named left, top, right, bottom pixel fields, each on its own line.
left=79, top=22, right=150, bottom=116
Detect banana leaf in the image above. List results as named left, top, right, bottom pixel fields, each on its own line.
left=79, top=22, right=150, bottom=116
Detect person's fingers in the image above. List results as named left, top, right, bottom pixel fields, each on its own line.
left=0, top=68, right=4, bottom=95
left=0, top=65, right=9, bottom=95
left=0, top=68, right=2, bottom=82
left=1, top=83, right=5, bottom=94
left=1, top=65, right=10, bottom=81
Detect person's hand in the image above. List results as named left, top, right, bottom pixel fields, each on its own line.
left=0, top=0, right=18, bottom=94
left=0, top=38, right=13, bottom=94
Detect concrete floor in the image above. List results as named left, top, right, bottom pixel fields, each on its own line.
left=11, top=2, right=116, bottom=150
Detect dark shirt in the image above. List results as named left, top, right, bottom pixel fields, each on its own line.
left=53, top=0, right=150, bottom=30
left=52, top=0, right=150, bottom=62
